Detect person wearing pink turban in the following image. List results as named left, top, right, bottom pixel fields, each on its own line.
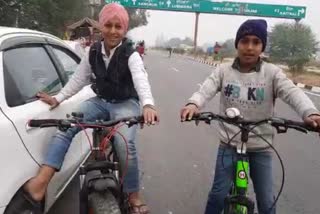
left=98, top=3, right=130, bottom=50
left=22, top=3, right=157, bottom=214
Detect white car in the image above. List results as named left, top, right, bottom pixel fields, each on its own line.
left=0, top=27, right=94, bottom=213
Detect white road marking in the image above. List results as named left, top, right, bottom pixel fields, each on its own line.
left=171, top=67, right=180, bottom=72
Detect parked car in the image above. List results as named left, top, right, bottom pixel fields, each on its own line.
left=0, top=26, right=94, bottom=213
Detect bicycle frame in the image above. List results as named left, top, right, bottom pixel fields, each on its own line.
left=224, top=128, right=255, bottom=214
left=27, top=114, right=143, bottom=214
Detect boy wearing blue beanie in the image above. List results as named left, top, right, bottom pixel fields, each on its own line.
left=181, top=19, right=320, bottom=214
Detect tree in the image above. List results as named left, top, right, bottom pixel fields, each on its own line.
left=219, top=39, right=237, bottom=58
left=0, top=1, right=37, bottom=27
left=166, top=37, right=182, bottom=47
left=163, top=37, right=194, bottom=47
left=34, top=0, right=88, bottom=36
left=127, top=8, right=149, bottom=30
left=269, top=22, right=318, bottom=75
left=0, top=0, right=88, bottom=37
left=181, top=37, right=194, bottom=46
left=0, top=1, right=149, bottom=37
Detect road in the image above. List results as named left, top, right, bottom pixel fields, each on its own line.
left=49, top=50, right=320, bottom=214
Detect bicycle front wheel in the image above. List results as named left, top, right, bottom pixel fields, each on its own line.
left=225, top=205, right=247, bottom=214
left=88, top=191, right=121, bottom=214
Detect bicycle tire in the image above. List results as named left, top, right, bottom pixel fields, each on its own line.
left=88, top=191, right=121, bottom=214
left=225, top=201, right=250, bottom=214
left=225, top=192, right=249, bottom=214
left=225, top=205, right=240, bottom=214
left=225, top=197, right=251, bottom=214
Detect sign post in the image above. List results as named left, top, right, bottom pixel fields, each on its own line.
left=194, top=12, right=199, bottom=53
left=106, top=0, right=306, bottom=52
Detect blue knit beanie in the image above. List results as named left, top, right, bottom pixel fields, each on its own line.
left=235, top=19, right=268, bottom=51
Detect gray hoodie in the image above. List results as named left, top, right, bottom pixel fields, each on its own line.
left=189, top=59, right=319, bottom=150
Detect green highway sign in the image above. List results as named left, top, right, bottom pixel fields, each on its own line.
left=105, top=0, right=306, bottom=19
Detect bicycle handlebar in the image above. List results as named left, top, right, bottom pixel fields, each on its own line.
left=187, top=112, right=319, bottom=134
left=28, top=115, right=144, bottom=130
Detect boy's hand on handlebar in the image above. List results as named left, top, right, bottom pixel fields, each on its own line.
left=142, top=105, right=159, bottom=127
left=180, top=103, right=199, bottom=122
left=304, top=114, right=320, bottom=132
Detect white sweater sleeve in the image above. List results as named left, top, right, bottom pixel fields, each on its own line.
left=274, top=68, right=319, bottom=119
left=188, top=67, right=222, bottom=108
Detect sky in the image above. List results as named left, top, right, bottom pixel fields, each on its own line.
left=126, top=0, right=320, bottom=47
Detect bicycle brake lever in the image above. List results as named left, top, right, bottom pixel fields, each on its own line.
left=204, top=119, right=211, bottom=125
left=195, top=120, right=200, bottom=126
left=127, top=121, right=136, bottom=128
left=275, top=125, right=288, bottom=134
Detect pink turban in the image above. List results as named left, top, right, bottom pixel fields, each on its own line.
left=99, top=3, right=129, bottom=31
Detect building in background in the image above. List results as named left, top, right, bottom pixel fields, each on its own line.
left=65, top=17, right=101, bottom=46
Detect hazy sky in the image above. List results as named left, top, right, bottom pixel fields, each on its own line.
left=127, top=0, right=320, bottom=46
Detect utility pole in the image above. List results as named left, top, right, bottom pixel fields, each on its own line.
left=193, top=12, right=200, bottom=54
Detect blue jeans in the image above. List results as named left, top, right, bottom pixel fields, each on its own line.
left=44, top=97, right=141, bottom=193
left=205, top=144, right=275, bottom=214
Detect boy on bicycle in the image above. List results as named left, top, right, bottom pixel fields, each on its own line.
left=180, top=19, right=320, bottom=214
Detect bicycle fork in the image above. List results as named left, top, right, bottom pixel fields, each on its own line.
left=224, top=132, right=255, bottom=214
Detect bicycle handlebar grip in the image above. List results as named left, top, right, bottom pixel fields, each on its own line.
left=28, top=119, right=59, bottom=127
left=287, top=120, right=319, bottom=132
left=134, top=116, right=144, bottom=123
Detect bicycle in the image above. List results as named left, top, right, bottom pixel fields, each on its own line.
left=28, top=112, right=144, bottom=214
left=184, top=108, right=319, bottom=214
